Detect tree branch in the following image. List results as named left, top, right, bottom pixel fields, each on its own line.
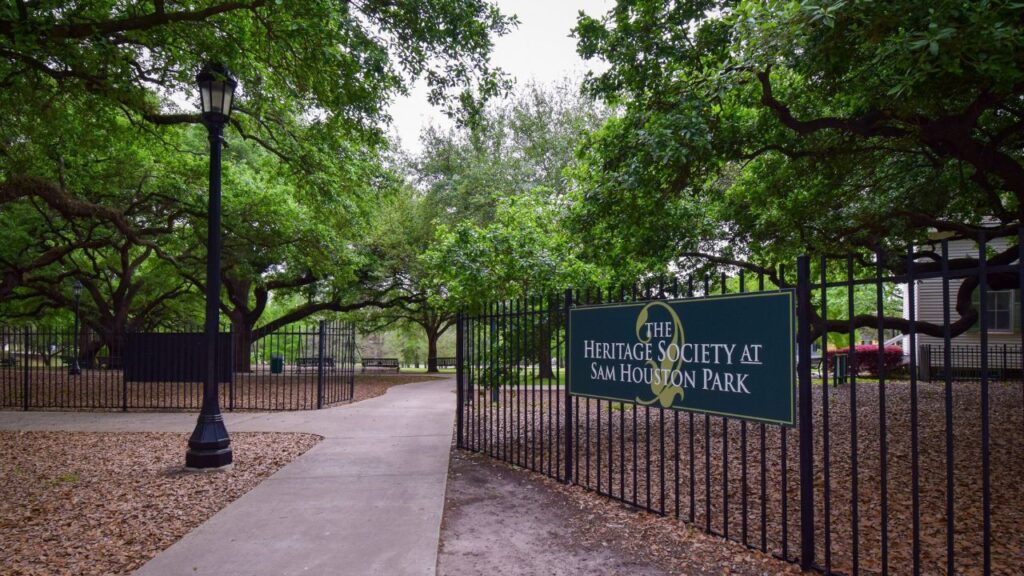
left=251, top=294, right=418, bottom=341
left=675, top=252, right=784, bottom=287
left=20, top=2, right=266, bottom=40
left=0, top=175, right=180, bottom=265
left=756, top=70, right=908, bottom=139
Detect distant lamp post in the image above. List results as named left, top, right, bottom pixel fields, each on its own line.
left=69, top=280, right=82, bottom=376
left=186, top=62, right=237, bottom=470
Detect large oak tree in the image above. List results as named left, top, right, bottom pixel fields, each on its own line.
left=570, top=0, right=1024, bottom=338
left=1, top=0, right=515, bottom=342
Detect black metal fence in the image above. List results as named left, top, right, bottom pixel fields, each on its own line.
left=0, top=320, right=356, bottom=411
left=919, top=344, right=1023, bottom=381
left=456, top=232, right=1024, bottom=576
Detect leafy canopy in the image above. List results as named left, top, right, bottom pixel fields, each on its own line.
left=0, top=0, right=516, bottom=328
left=571, top=0, right=1024, bottom=271
left=414, top=81, right=610, bottom=305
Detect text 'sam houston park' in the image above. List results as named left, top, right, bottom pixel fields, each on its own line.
left=569, top=292, right=796, bottom=426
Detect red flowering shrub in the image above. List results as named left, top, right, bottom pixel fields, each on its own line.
left=826, top=345, right=903, bottom=376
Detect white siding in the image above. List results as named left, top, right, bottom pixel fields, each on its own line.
left=912, top=237, right=1019, bottom=351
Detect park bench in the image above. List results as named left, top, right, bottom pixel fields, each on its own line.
left=294, top=357, right=335, bottom=370
left=361, top=357, right=400, bottom=373
left=0, top=356, right=17, bottom=368
left=435, top=357, right=457, bottom=369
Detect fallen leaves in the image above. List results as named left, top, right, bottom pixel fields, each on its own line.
left=0, top=372, right=445, bottom=412
left=464, top=379, right=1024, bottom=575
left=0, top=431, right=320, bottom=576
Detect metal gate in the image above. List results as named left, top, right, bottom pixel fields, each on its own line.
left=1, top=319, right=357, bottom=411
left=456, top=231, right=1024, bottom=575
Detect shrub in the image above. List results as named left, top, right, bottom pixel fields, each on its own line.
left=826, top=345, right=903, bottom=376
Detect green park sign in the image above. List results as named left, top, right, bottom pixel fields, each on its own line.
left=568, top=291, right=796, bottom=426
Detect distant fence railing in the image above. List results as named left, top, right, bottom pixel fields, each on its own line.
left=0, top=320, right=356, bottom=411
left=435, top=356, right=457, bottom=369
left=919, top=343, right=1023, bottom=381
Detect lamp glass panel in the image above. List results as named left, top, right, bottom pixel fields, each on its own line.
left=222, top=89, right=233, bottom=117
left=200, top=83, right=211, bottom=114
left=210, top=84, right=225, bottom=113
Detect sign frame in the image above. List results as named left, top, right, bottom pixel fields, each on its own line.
left=567, top=290, right=796, bottom=427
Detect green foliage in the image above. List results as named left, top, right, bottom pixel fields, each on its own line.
left=414, top=82, right=611, bottom=307
left=1, top=1, right=516, bottom=337
left=571, top=0, right=1024, bottom=271
left=416, top=80, right=608, bottom=221
left=396, top=322, right=426, bottom=366
left=0, top=1, right=515, bottom=156
left=425, top=189, right=598, bottom=306
left=818, top=285, right=903, bottom=348
left=0, top=114, right=206, bottom=329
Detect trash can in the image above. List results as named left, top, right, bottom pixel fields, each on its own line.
left=270, top=354, right=284, bottom=374
left=833, top=353, right=848, bottom=385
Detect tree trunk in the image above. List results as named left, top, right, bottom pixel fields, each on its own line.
left=80, top=337, right=103, bottom=368
left=231, top=316, right=253, bottom=373
left=426, top=329, right=439, bottom=373
left=103, top=327, right=126, bottom=369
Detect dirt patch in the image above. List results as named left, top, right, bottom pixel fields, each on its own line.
left=0, top=431, right=320, bottom=576
left=439, top=449, right=805, bottom=576
left=461, top=379, right=1024, bottom=575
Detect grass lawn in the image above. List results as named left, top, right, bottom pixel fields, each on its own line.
left=394, top=367, right=456, bottom=374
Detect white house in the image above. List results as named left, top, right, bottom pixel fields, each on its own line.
left=907, top=234, right=1021, bottom=379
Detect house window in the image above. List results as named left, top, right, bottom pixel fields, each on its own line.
left=986, top=290, right=1013, bottom=331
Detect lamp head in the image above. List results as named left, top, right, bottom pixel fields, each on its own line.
left=196, top=62, right=238, bottom=124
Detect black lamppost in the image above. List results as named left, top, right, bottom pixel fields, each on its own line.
left=69, top=280, right=82, bottom=376
left=186, top=62, right=237, bottom=470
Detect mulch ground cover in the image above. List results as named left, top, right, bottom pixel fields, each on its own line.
left=461, top=379, right=1024, bottom=575
left=0, top=370, right=444, bottom=412
left=0, top=431, right=321, bottom=576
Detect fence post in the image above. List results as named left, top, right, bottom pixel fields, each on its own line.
left=919, top=344, right=931, bottom=382
left=228, top=324, right=235, bottom=412
left=317, top=320, right=326, bottom=409
left=456, top=312, right=465, bottom=449
left=121, top=329, right=129, bottom=412
left=797, top=255, right=816, bottom=570
left=22, top=327, right=30, bottom=411
left=563, top=288, right=574, bottom=484
left=122, top=354, right=129, bottom=412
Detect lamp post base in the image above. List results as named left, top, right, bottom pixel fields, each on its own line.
left=68, top=361, right=81, bottom=376
left=186, top=413, right=233, bottom=469
left=185, top=447, right=233, bottom=470
left=184, top=453, right=234, bottom=471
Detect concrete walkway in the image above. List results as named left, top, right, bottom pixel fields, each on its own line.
left=0, top=377, right=456, bottom=576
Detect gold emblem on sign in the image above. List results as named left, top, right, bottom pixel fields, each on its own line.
left=634, top=301, right=685, bottom=408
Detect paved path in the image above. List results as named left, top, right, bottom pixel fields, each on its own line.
left=0, top=377, right=456, bottom=576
